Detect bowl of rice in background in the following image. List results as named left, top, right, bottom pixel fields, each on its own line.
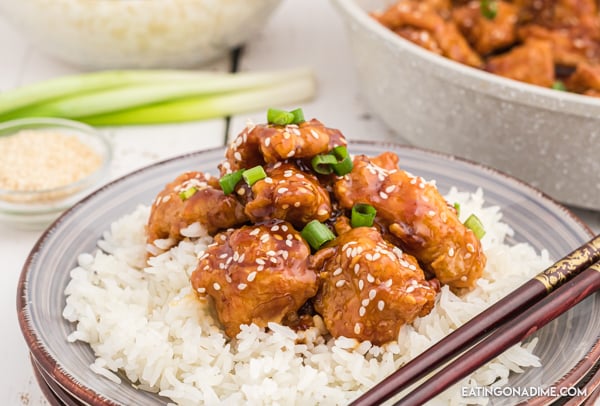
left=0, top=117, right=111, bottom=229
left=331, top=0, right=600, bottom=211
left=0, top=0, right=281, bottom=68
left=16, top=142, right=600, bottom=405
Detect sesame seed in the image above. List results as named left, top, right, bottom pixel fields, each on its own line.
left=406, top=286, right=415, bottom=293
left=294, top=202, right=301, bottom=207
left=448, top=247, right=455, bottom=257
left=213, top=283, right=221, bottom=291
left=238, top=253, right=245, bottom=263
left=310, top=129, right=320, bottom=139
left=358, top=280, right=364, bottom=290
left=260, top=234, right=270, bottom=243
left=384, top=279, right=393, bottom=288
left=379, top=191, right=389, bottom=199
left=361, top=298, right=370, bottom=307
left=461, top=276, right=468, bottom=281
left=256, top=258, right=265, bottom=265
left=354, top=264, right=360, bottom=274
left=335, top=280, right=346, bottom=288
left=354, top=323, right=361, bottom=334
left=271, top=225, right=280, bottom=232
left=247, top=272, right=257, bottom=282
left=249, top=228, right=260, bottom=236
left=277, top=187, right=289, bottom=194
left=367, top=274, right=375, bottom=283
left=317, top=208, right=328, bottom=216
left=264, top=177, right=273, bottom=184
left=266, top=250, right=276, bottom=256
left=287, top=150, right=296, bottom=158
left=378, top=300, right=385, bottom=311
left=270, top=257, right=277, bottom=263
left=285, top=240, right=293, bottom=247
left=232, top=252, right=239, bottom=261
left=369, top=289, right=377, bottom=300
left=225, top=275, right=232, bottom=283
left=238, top=283, right=247, bottom=290
left=359, top=306, right=366, bottom=317
left=467, top=243, right=475, bottom=253
left=234, top=152, right=242, bottom=161
left=333, top=267, right=343, bottom=276
left=427, top=210, right=436, bottom=217
left=197, top=287, right=206, bottom=293
left=265, top=137, right=271, bottom=147
left=385, top=185, right=396, bottom=193
left=257, top=265, right=264, bottom=271
left=372, top=252, right=381, bottom=261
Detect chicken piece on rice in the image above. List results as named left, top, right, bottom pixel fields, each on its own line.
left=312, top=226, right=439, bottom=345
left=333, top=152, right=486, bottom=290
left=219, top=118, right=347, bottom=175
left=146, top=171, right=248, bottom=247
left=190, top=220, right=319, bottom=338
left=244, top=162, right=332, bottom=229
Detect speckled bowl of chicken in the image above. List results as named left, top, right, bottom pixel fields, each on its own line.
left=331, top=0, right=600, bottom=210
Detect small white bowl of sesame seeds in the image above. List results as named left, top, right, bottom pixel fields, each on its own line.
left=0, top=118, right=111, bottom=229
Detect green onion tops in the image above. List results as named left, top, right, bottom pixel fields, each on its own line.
left=219, top=170, right=244, bottom=195
left=242, top=166, right=267, bottom=187
left=301, top=220, right=336, bottom=250
left=351, top=203, right=377, bottom=228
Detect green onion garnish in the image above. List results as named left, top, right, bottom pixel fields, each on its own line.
left=311, top=146, right=353, bottom=176
left=453, top=202, right=461, bottom=217
left=301, top=220, right=336, bottom=250
left=464, top=214, right=486, bottom=239
left=242, top=165, right=267, bottom=186
left=552, top=81, right=567, bottom=91
left=311, top=154, right=338, bottom=175
left=0, top=68, right=316, bottom=125
left=267, top=108, right=295, bottom=125
left=219, top=170, right=244, bottom=195
left=351, top=203, right=377, bottom=227
left=330, top=146, right=353, bottom=175
left=480, top=0, right=497, bottom=19
left=179, top=187, right=198, bottom=201
left=290, top=108, right=305, bottom=124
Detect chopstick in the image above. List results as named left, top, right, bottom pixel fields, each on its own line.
left=351, top=234, right=600, bottom=406
left=394, top=261, right=600, bottom=405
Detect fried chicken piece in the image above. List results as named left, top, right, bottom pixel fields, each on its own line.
left=514, top=0, right=597, bottom=28
left=146, top=171, right=248, bottom=245
left=312, top=226, right=439, bottom=345
left=220, top=119, right=347, bottom=175
left=372, top=0, right=482, bottom=67
left=564, top=62, right=600, bottom=93
left=485, top=38, right=555, bottom=87
left=333, top=152, right=486, bottom=290
left=191, top=220, right=318, bottom=338
left=244, top=162, right=331, bottom=228
left=452, top=1, right=519, bottom=55
left=518, top=22, right=600, bottom=67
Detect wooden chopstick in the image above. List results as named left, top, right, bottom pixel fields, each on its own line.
left=351, top=234, right=600, bottom=406
left=393, top=261, right=600, bottom=405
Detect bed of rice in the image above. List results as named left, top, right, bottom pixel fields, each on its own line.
left=62, top=187, right=551, bottom=405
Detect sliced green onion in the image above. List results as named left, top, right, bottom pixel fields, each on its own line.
left=464, top=214, right=486, bottom=239
left=311, top=154, right=338, bottom=175
left=242, top=165, right=267, bottom=186
left=301, top=220, right=336, bottom=250
left=330, top=146, right=353, bottom=175
left=0, top=68, right=316, bottom=125
left=480, top=0, right=497, bottom=19
left=453, top=202, right=461, bottom=217
left=311, top=146, right=353, bottom=176
left=351, top=203, right=377, bottom=227
left=179, top=187, right=198, bottom=201
left=290, top=108, right=305, bottom=124
left=219, top=170, right=244, bottom=195
left=552, top=80, right=567, bottom=91
left=267, top=108, right=295, bottom=125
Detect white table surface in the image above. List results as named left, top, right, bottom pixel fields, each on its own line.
left=0, top=1, right=599, bottom=404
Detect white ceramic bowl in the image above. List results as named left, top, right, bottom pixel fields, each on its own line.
left=0, top=0, right=280, bottom=69
left=331, top=0, right=600, bottom=210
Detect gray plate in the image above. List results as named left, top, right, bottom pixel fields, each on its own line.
left=17, top=142, right=599, bottom=405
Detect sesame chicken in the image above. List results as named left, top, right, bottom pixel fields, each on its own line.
left=312, top=226, right=439, bottom=345
left=190, top=220, right=318, bottom=337
left=334, top=152, right=486, bottom=290
left=146, top=171, right=248, bottom=246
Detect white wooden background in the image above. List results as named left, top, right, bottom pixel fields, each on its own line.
left=0, top=0, right=598, bottom=404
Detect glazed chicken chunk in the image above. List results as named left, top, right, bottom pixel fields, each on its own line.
left=146, top=171, right=248, bottom=247
left=313, top=226, right=439, bottom=345
left=244, top=162, right=332, bottom=228
left=334, top=152, right=486, bottom=290
left=190, top=220, right=319, bottom=338
left=220, top=118, right=346, bottom=175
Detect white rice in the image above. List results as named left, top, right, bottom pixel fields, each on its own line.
left=63, top=188, right=551, bottom=405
